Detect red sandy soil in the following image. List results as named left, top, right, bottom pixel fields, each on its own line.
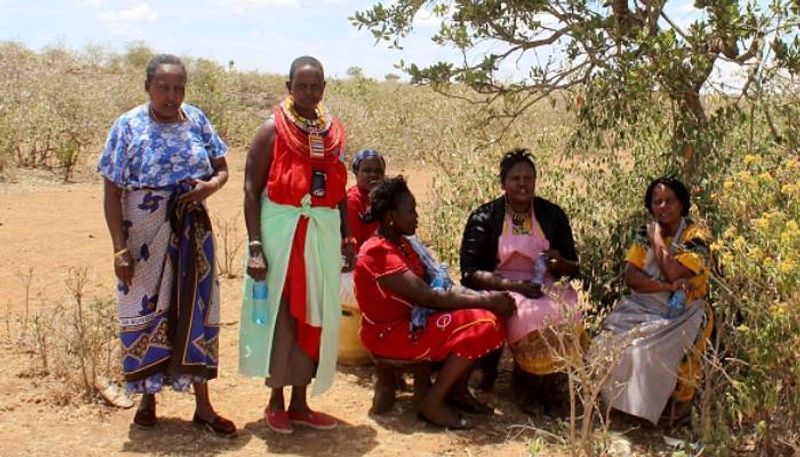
left=0, top=152, right=670, bottom=456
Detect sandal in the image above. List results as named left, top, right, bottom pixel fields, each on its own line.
left=94, top=376, right=133, bottom=409
left=417, top=411, right=472, bottom=430
left=133, top=404, right=157, bottom=428
left=193, top=412, right=237, bottom=438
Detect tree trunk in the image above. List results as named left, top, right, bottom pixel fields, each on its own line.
left=675, top=88, right=707, bottom=181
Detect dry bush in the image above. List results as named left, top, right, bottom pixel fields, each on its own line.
left=214, top=211, right=245, bottom=278
left=0, top=43, right=281, bottom=176
left=17, top=267, right=121, bottom=405
left=14, top=266, right=34, bottom=337
left=510, top=281, right=633, bottom=457
left=0, top=43, right=141, bottom=179
left=29, top=302, right=62, bottom=375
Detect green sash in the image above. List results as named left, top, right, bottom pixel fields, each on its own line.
left=239, top=195, right=342, bottom=395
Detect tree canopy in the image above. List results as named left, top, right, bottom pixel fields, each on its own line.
left=353, top=0, right=800, bottom=174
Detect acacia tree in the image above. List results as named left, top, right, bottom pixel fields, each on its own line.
left=353, top=0, right=800, bottom=176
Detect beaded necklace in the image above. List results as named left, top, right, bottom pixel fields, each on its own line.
left=281, top=97, right=331, bottom=158
left=506, top=199, right=532, bottom=226
left=282, top=97, right=330, bottom=131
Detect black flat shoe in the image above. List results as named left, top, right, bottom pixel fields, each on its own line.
left=192, top=412, right=238, bottom=438
left=133, top=405, right=156, bottom=428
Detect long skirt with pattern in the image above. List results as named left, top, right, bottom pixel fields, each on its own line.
left=117, top=188, right=220, bottom=393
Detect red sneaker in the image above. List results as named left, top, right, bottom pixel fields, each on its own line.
left=287, top=410, right=338, bottom=430
left=264, top=408, right=294, bottom=434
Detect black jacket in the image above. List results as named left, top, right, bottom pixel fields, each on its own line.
left=459, top=196, right=578, bottom=288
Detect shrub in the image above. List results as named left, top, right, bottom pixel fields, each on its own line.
left=15, top=267, right=120, bottom=405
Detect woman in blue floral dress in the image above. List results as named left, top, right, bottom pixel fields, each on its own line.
left=97, top=54, right=236, bottom=436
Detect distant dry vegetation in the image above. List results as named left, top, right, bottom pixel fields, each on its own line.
left=1, top=42, right=799, bottom=455
left=0, top=40, right=568, bottom=180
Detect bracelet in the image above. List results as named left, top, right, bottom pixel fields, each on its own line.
left=342, top=236, right=357, bottom=247
left=248, top=240, right=263, bottom=249
left=114, top=247, right=128, bottom=257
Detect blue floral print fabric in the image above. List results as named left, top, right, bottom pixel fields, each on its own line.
left=97, top=104, right=227, bottom=189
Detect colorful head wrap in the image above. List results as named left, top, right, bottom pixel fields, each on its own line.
left=351, top=149, right=385, bottom=174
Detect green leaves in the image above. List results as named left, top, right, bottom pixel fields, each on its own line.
left=773, top=36, right=800, bottom=75
left=352, top=0, right=800, bottom=181
left=350, top=1, right=427, bottom=48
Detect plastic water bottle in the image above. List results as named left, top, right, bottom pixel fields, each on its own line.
left=431, top=263, right=449, bottom=291
left=667, top=289, right=686, bottom=319
left=252, top=280, right=269, bottom=325
left=532, top=254, right=547, bottom=286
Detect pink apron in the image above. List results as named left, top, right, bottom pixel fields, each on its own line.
left=496, top=212, right=580, bottom=344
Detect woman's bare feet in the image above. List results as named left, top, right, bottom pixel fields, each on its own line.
left=418, top=400, right=472, bottom=429
left=447, top=392, right=494, bottom=415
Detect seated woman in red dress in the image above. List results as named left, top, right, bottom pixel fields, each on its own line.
left=354, top=176, right=516, bottom=429
left=346, top=149, right=386, bottom=251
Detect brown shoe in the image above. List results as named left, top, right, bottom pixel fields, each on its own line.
left=133, top=405, right=157, bottom=428
left=193, top=412, right=237, bottom=438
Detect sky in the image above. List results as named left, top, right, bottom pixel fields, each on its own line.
left=0, top=0, right=749, bottom=86
left=0, top=0, right=454, bottom=79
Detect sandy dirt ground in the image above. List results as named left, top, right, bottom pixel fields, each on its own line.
left=0, top=151, right=669, bottom=456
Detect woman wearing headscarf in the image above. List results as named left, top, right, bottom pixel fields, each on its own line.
left=98, top=54, right=235, bottom=436
left=346, top=149, right=386, bottom=251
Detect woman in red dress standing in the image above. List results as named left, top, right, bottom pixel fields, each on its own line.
left=240, top=56, right=355, bottom=434
left=354, top=176, right=515, bottom=429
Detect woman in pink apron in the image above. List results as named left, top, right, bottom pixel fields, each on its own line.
left=496, top=208, right=579, bottom=345
left=460, top=148, right=580, bottom=414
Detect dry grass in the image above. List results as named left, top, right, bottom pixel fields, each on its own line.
left=10, top=266, right=120, bottom=406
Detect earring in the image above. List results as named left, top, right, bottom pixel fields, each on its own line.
left=389, top=220, right=394, bottom=227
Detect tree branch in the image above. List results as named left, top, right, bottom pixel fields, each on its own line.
left=489, top=23, right=573, bottom=49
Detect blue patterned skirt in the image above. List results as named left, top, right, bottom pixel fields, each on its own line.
left=117, top=186, right=220, bottom=393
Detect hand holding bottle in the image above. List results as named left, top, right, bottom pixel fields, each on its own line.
left=252, top=280, right=269, bottom=325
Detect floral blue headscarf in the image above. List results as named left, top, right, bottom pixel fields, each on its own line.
left=351, top=149, right=385, bottom=174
